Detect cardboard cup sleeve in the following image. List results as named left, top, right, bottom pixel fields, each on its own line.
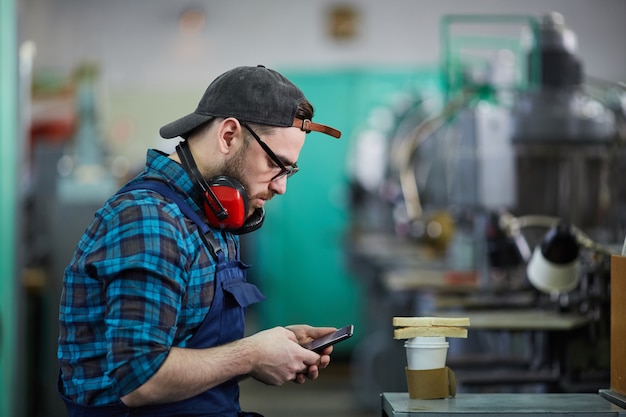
left=405, top=367, right=456, bottom=399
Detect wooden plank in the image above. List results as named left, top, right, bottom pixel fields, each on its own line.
left=392, top=316, right=470, bottom=327
left=393, top=326, right=468, bottom=339
left=611, top=255, right=626, bottom=396
left=436, top=310, right=588, bottom=331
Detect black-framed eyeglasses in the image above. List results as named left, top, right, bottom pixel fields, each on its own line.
left=240, top=121, right=299, bottom=182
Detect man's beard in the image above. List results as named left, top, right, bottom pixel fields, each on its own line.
left=220, top=145, right=254, bottom=215
left=221, top=146, right=247, bottom=186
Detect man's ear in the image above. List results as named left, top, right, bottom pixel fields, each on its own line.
left=217, top=118, right=243, bottom=154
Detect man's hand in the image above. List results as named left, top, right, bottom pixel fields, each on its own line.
left=246, top=325, right=336, bottom=385
left=286, top=324, right=336, bottom=383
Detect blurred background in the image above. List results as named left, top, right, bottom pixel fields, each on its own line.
left=1, top=1, right=625, bottom=416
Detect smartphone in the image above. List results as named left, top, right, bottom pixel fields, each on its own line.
left=303, top=324, right=354, bottom=352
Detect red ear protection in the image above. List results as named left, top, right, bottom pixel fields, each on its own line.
left=176, top=141, right=263, bottom=234
left=203, top=176, right=248, bottom=230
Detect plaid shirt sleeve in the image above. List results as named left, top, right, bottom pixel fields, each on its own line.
left=60, top=191, right=197, bottom=404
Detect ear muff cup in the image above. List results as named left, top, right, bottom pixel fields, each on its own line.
left=204, top=176, right=249, bottom=230
left=205, top=177, right=264, bottom=234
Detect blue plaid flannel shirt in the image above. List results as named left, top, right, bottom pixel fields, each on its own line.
left=58, top=149, right=239, bottom=405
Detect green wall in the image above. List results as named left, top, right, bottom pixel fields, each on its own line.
left=246, top=68, right=439, bottom=354
left=0, top=0, right=19, bottom=415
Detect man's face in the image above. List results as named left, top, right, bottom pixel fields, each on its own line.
left=223, top=126, right=306, bottom=218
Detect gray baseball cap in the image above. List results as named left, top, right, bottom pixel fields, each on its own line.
left=160, top=65, right=341, bottom=139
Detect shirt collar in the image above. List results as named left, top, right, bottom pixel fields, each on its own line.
left=144, top=148, right=203, bottom=209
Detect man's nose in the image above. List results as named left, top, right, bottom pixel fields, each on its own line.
left=269, top=176, right=287, bottom=195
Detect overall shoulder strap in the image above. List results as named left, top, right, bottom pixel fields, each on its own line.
left=118, top=179, right=222, bottom=262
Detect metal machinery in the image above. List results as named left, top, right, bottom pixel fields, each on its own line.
left=347, top=13, right=626, bottom=409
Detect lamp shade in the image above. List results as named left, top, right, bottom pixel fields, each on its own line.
left=527, top=222, right=581, bottom=293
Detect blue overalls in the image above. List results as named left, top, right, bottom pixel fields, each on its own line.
left=59, top=180, right=266, bottom=417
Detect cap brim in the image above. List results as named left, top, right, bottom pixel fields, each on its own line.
left=160, top=113, right=214, bottom=139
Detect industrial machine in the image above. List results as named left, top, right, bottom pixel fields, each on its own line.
left=347, top=12, right=625, bottom=408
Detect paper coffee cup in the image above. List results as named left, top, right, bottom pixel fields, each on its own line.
left=404, top=336, right=449, bottom=370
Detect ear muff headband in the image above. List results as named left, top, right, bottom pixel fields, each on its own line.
left=176, top=141, right=227, bottom=220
